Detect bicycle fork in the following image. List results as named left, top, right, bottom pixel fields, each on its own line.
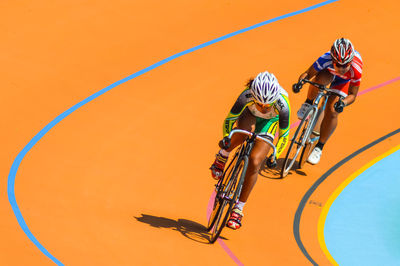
left=224, top=138, right=255, bottom=204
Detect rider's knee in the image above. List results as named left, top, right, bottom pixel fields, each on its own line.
left=325, top=107, right=339, bottom=119
left=248, top=154, right=264, bottom=171
left=314, top=69, right=334, bottom=85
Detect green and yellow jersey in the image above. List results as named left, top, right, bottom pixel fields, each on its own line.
left=223, top=86, right=291, bottom=159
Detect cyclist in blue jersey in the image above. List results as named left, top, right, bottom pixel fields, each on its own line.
left=293, top=38, right=363, bottom=164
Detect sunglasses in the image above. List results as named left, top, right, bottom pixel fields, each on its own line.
left=334, top=61, right=351, bottom=68
left=255, top=101, right=273, bottom=108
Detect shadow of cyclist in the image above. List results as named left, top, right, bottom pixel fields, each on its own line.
left=259, top=158, right=285, bottom=179
left=134, top=214, right=227, bottom=244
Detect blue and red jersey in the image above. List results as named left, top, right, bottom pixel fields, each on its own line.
left=313, top=51, right=363, bottom=96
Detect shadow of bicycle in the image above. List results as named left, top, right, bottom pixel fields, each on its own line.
left=134, top=214, right=227, bottom=244
left=259, top=157, right=309, bottom=179
left=259, top=158, right=285, bottom=179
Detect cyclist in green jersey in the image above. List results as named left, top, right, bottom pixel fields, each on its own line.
left=210, top=71, right=291, bottom=229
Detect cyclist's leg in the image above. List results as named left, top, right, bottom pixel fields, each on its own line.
left=238, top=139, right=270, bottom=202
left=308, top=69, right=334, bottom=100
left=311, top=70, right=335, bottom=132
left=227, top=116, right=278, bottom=229
left=298, top=69, right=334, bottom=119
left=320, top=80, right=349, bottom=144
left=238, top=116, right=278, bottom=203
left=308, top=79, right=348, bottom=164
left=226, top=108, right=256, bottom=152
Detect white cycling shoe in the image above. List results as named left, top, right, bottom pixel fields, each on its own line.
left=297, top=103, right=311, bottom=120
left=307, top=147, right=322, bottom=165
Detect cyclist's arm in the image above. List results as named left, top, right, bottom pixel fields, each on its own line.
left=344, top=63, right=362, bottom=106
left=275, top=94, right=291, bottom=159
left=223, top=89, right=252, bottom=137
left=298, top=64, right=318, bottom=81
left=298, top=52, right=331, bottom=81
left=343, top=85, right=359, bottom=106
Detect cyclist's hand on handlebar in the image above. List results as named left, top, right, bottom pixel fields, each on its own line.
left=292, top=81, right=303, bottom=93
left=266, top=154, right=277, bottom=168
left=334, top=100, right=345, bottom=113
left=218, top=136, right=231, bottom=150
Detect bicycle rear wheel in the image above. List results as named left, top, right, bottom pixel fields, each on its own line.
left=208, top=151, right=246, bottom=243
left=280, top=107, right=316, bottom=178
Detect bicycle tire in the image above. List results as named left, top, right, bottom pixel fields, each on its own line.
left=298, top=139, right=317, bottom=169
left=207, top=151, right=239, bottom=232
left=280, top=107, right=316, bottom=178
left=209, top=151, right=248, bottom=243
left=298, top=110, right=320, bottom=168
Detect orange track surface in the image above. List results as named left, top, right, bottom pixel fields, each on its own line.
left=1, top=0, right=399, bottom=265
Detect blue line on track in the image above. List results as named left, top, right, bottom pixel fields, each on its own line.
left=7, top=0, right=338, bottom=264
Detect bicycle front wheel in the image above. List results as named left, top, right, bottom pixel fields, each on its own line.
left=280, top=107, right=316, bottom=178
left=298, top=138, right=317, bottom=169
left=208, top=153, right=246, bottom=243
left=207, top=151, right=239, bottom=232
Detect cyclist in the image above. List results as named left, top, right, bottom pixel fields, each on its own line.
left=293, top=38, right=363, bottom=164
left=210, top=71, right=291, bottom=230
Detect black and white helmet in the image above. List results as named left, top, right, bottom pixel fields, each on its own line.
left=250, top=71, right=280, bottom=105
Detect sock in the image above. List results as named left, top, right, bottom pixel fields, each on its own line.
left=219, top=149, right=230, bottom=158
left=305, top=98, right=313, bottom=105
left=316, top=141, right=325, bottom=151
left=235, top=201, right=245, bottom=211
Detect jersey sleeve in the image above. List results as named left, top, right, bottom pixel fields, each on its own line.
left=350, top=51, right=363, bottom=86
left=275, top=93, right=291, bottom=159
left=222, top=89, right=253, bottom=137
left=312, top=52, right=332, bottom=71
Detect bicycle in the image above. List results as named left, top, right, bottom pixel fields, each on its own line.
left=207, top=129, right=276, bottom=243
left=280, top=79, right=344, bottom=178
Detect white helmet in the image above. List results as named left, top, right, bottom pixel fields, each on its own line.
left=250, top=71, right=280, bottom=105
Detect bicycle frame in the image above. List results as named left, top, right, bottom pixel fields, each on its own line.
left=227, top=129, right=277, bottom=196
left=218, top=129, right=277, bottom=202
left=302, top=79, right=343, bottom=147
left=280, top=78, right=344, bottom=178
left=207, top=129, right=277, bottom=242
left=303, top=88, right=329, bottom=146
left=226, top=129, right=277, bottom=159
